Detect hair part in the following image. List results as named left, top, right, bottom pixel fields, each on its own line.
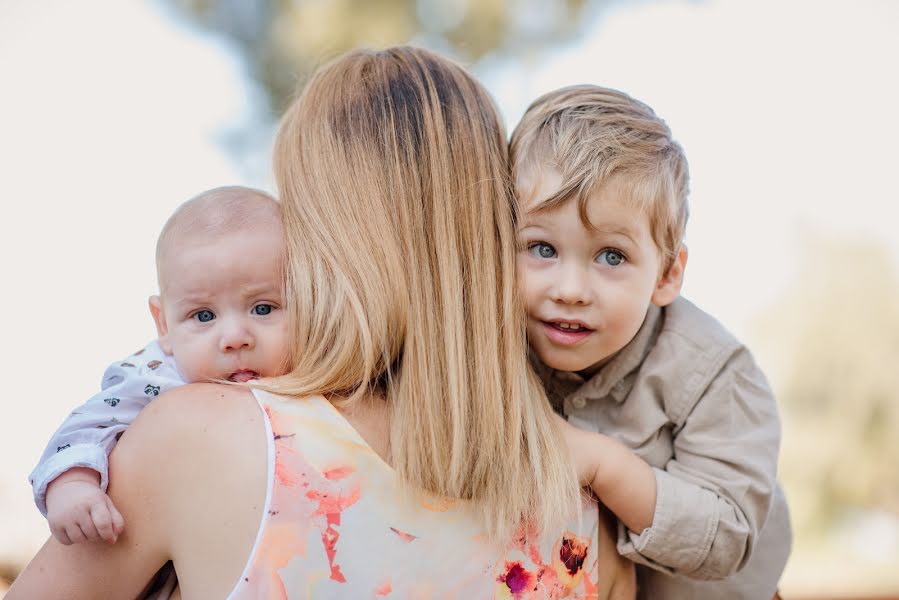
left=510, top=84, right=690, bottom=268
left=267, top=46, right=579, bottom=542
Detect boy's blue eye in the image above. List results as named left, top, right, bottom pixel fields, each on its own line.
left=194, top=310, right=215, bottom=323
left=529, top=242, right=557, bottom=259
left=253, top=304, right=274, bottom=316
left=598, top=250, right=625, bottom=267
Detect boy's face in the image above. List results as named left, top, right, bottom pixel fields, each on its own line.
left=517, top=168, right=683, bottom=373
left=150, top=227, right=288, bottom=383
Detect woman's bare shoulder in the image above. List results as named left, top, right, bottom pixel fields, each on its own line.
left=112, top=383, right=265, bottom=488
left=108, top=383, right=269, bottom=596
left=135, top=383, right=259, bottom=425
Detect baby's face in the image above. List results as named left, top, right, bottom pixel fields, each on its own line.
left=516, top=168, right=666, bottom=373
left=153, top=228, right=288, bottom=383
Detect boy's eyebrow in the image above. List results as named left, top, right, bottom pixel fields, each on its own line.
left=518, top=217, right=642, bottom=247
left=591, top=225, right=640, bottom=245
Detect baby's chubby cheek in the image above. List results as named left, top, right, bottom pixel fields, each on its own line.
left=170, top=345, right=218, bottom=383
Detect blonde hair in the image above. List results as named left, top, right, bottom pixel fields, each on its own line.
left=511, top=85, right=690, bottom=267
left=269, top=46, right=579, bottom=541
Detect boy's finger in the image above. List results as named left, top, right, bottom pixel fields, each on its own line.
left=91, top=504, right=115, bottom=543
left=106, top=496, right=125, bottom=538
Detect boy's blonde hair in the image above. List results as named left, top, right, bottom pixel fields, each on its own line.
left=269, top=47, right=579, bottom=541
left=510, top=85, right=689, bottom=267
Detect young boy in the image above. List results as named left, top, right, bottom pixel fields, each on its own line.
left=511, top=86, right=791, bottom=599
left=29, top=186, right=288, bottom=546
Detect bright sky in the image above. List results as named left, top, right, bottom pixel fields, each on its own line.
left=1, top=0, right=897, bottom=578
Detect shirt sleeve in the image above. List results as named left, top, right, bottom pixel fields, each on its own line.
left=616, top=347, right=782, bottom=579
left=29, top=341, right=185, bottom=516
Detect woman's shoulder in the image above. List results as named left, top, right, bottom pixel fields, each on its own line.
left=114, top=383, right=266, bottom=493
left=108, top=383, right=270, bottom=597
left=139, top=382, right=259, bottom=423
left=110, top=382, right=266, bottom=492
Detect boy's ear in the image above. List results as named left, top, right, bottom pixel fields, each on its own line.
left=651, top=245, right=688, bottom=307
left=148, top=295, right=173, bottom=355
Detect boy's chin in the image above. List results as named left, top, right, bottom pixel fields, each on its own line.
left=535, top=348, right=607, bottom=374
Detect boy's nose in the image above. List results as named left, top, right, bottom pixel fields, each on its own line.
left=551, top=264, right=592, bottom=305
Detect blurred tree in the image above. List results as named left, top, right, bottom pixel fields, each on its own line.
left=754, top=234, right=899, bottom=534
left=164, top=0, right=604, bottom=113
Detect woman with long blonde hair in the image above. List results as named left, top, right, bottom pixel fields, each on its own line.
left=10, top=47, right=633, bottom=599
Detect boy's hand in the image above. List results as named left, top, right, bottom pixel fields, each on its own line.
left=45, top=467, right=125, bottom=545
left=555, top=414, right=601, bottom=487
left=555, top=414, right=657, bottom=534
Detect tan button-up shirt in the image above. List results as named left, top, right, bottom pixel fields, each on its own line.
left=534, top=297, right=792, bottom=599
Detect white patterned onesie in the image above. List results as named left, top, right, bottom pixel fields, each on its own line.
left=30, top=341, right=185, bottom=515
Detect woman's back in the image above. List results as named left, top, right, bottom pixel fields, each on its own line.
left=231, top=389, right=601, bottom=598
left=12, top=384, right=630, bottom=598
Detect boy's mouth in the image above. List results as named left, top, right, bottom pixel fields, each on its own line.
left=542, top=320, right=594, bottom=346
left=228, top=370, right=260, bottom=383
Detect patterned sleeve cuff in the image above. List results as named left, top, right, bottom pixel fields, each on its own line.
left=30, top=444, right=110, bottom=517
left=616, top=468, right=719, bottom=575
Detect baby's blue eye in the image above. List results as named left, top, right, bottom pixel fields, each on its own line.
left=194, top=310, right=215, bottom=323
left=253, top=304, right=274, bottom=316
left=598, top=250, right=625, bottom=267
left=529, top=242, right=557, bottom=259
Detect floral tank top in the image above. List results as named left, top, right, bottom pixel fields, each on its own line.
left=225, top=389, right=601, bottom=599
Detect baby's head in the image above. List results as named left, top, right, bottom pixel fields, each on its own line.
left=511, top=85, right=690, bottom=373
left=149, top=186, right=288, bottom=383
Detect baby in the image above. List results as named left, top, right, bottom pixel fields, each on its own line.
left=30, top=186, right=288, bottom=545
left=511, top=86, right=791, bottom=599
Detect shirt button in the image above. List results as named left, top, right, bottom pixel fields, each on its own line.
left=571, top=397, right=587, bottom=410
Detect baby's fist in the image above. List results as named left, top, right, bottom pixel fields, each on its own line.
left=45, top=467, right=125, bottom=545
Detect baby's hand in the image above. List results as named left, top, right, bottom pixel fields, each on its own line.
left=45, top=467, right=125, bottom=545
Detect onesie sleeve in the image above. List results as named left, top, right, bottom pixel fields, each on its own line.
left=616, top=347, right=782, bottom=579
left=29, top=341, right=185, bottom=517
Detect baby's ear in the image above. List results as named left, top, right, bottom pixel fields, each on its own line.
left=148, top=296, right=173, bottom=355
left=651, top=245, right=688, bottom=307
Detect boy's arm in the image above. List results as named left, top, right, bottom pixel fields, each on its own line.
left=29, top=341, right=184, bottom=516
left=562, top=418, right=657, bottom=533
left=607, top=347, right=781, bottom=580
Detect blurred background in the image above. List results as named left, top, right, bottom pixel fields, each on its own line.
left=1, top=0, right=897, bottom=596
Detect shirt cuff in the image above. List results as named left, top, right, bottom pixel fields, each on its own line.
left=617, top=468, right=719, bottom=574
left=30, top=444, right=110, bottom=517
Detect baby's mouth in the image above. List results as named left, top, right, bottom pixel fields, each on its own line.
left=228, top=370, right=260, bottom=383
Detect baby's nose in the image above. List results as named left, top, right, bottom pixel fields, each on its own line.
left=220, top=322, right=254, bottom=351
